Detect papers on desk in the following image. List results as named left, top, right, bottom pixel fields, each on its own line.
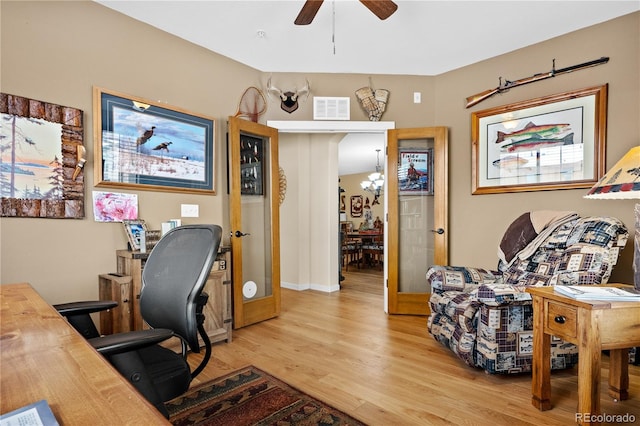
left=554, top=285, right=640, bottom=301
left=0, top=400, right=59, bottom=426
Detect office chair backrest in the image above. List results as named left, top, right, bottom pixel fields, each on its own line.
left=140, top=224, right=222, bottom=352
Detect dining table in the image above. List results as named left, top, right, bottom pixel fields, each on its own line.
left=346, top=230, right=383, bottom=268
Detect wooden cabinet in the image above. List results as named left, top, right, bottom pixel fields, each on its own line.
left=98, top=273, right=132, bottom=335
left=108, top=246, right=232, bottom=344
left=200, top=248, right=233, bottom=344
left=115, top=250, right=146, bottom=331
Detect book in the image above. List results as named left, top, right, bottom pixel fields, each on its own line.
left=554, top=285, right=640, bottom=302
left=0, top=400, right=59, bottom=426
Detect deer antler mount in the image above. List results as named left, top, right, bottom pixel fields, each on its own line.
left=266, top=78, right=310, bottom=113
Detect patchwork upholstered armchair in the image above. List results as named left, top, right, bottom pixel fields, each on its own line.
left=427, top=211, right=629, bottom=374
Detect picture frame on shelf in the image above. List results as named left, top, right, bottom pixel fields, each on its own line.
left=122, top=219, right=147, bottom=251
left=94, top=87, right=216, bottom=195
left=471, top=85, right=607, bottom=194
left=144, top=230, right=162, bottom=252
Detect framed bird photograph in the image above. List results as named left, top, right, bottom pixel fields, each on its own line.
left=93, top=87, right=216, bottom=194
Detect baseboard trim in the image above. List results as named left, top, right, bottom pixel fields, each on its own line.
left=281, top=281, right=340, bottom=293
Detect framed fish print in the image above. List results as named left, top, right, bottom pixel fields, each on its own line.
left=94, top=87, right=216, bottom=194
left=471, top=85, right=607, bottom=194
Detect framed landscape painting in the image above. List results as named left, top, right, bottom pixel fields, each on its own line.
left=0, top=93, right=85, bottom=218
left=94, top=87, right=216, bottom=194
left=471, top=85, right=607, bottom=194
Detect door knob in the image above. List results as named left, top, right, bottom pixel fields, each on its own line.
left=234, top=230, right=250, bottom=238
left=431, top=228, right=445, bottom=235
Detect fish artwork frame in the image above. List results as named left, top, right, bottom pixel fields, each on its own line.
left=94, top=87, right=216, bottom=195
left=471, top=85, right=607, bottom=194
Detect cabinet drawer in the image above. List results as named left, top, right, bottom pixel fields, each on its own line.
left=546, top=300, right=577, bottom=339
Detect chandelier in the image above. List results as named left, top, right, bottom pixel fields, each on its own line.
left=361, top=149, right=384, bottom=204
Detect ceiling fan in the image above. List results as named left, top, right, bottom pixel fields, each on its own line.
left=294, top=0, right=398, bottom=25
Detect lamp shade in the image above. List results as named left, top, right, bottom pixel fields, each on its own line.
left=584, top=146, right=640, bottom=199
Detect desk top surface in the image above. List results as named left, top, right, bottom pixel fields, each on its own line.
left=0, top=282, right=170, bottom=424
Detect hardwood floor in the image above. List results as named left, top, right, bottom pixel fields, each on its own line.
left=189, top=269, right=640, bottom=425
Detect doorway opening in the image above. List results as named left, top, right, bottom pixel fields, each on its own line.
left=267, top=120, right=394, bottom=298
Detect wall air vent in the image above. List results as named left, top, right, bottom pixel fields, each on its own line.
left=313, top=97, right=350, bottom=120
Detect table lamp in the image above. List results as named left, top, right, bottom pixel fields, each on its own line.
left=584, top=146, right=640, bottom=288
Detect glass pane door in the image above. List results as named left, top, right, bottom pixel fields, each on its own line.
left=229, top=117, right=280, bottom=328
left=387, top=127, right=448, bottom=315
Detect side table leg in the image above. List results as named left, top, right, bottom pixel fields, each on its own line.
left=531, top=295, right=552, bottom=410
left=576, top=309, right=601, bottom=426
left=608, top=349, right=629, bottom=401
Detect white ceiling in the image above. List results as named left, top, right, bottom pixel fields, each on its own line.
left=96, top=0, right=638, bottom=76
left=94, top=0, right=638, bottom=175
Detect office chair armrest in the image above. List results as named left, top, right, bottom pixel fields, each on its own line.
left=89, top=329, right=174, bottom=356
left=54, top=300, right=118, bottom=316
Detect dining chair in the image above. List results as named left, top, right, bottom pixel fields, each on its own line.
left=361, top=232, right=383, bottom=270
left=341, top=231, right=361, bottom=271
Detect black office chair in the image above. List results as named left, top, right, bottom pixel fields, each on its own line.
left=55, top=224, right=222, bottom=418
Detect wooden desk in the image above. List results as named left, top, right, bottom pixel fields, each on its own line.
left=527, top=286, right=640, bottom=425
left=0, top=283, right=170, bottom=425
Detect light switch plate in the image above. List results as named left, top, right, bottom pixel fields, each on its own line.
left=181, top=204, right=199, bottom=217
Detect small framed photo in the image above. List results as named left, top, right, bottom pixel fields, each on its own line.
left=144, top=230, right=162, bottom=252
left=122, top=219, right=147, bottom=251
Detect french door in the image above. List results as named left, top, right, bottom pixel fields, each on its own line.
left=228, top=117, right=281, bottom=328
left=387, top=127, right=448, bottom=315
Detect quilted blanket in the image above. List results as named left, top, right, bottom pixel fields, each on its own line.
left=497, top=210, right=577, bottom=265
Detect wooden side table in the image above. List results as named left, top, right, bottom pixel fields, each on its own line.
left=527, top=286, right=640, bottom=425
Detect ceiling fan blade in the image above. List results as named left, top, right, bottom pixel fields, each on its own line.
left=359, top=0, right=398, bottom=20
left=295, top=0, right=324, bottom=25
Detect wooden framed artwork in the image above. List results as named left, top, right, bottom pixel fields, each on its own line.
left=122, top=219, right=147, bottom=251
left=350, top=195, right=363, bottom=218
left=0, top=93, right=85, bottom=218
left=471, top=85, right=607, bottom=194
left=94, top=87, right=216, bottom=195
left=398, top=149, right=433, bottom=195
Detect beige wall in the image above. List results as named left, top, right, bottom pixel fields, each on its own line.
left=433, top=12, right=639, bottom=283
left=0, top=1, right=261, bottom=303
left=1, top=2, right=637, bottom=306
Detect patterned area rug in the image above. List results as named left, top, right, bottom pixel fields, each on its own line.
left=166, top=366, right=366, bottom=426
